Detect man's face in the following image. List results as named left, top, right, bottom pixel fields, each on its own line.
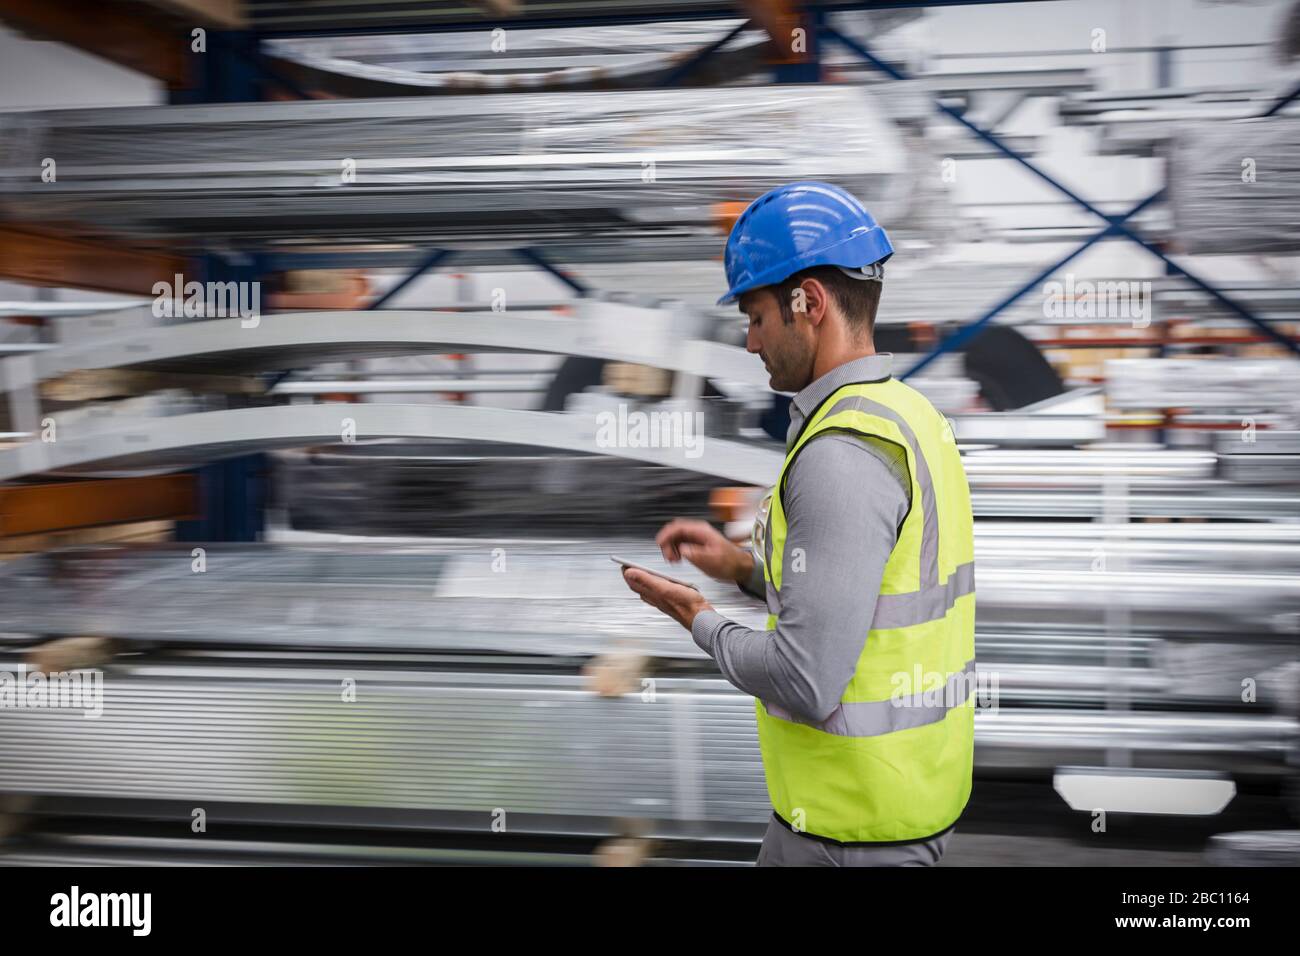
left=739, top=287, right=816, bottom=393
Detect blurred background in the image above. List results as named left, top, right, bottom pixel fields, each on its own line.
left=0, top=0, right=1298, bottom=866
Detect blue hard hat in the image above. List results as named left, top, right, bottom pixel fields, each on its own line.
left=717, top=181, right=894, bottom=306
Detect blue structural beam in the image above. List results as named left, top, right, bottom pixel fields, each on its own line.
left=823, top=26, right=1300, bottom=365
left=174, top=31, right=259, bottom=104
left=514, top=248, right=590, bottom=296
left=174, top=453, right=267, bottom=543
left=174, top=252, right=268, bottom=543
left=173, top=32, right=314, bottom=104
left=770, top=5, right=826, bottom=84
left=172, top=32, right=286, bottom=540
left=367, top=249, right=456, bottom=310
left=172, top=30, right=309, bottom=104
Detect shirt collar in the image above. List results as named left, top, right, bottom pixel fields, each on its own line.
left=790, top=352, right=894, bottom=425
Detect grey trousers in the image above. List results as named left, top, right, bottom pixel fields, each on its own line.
left=756, top=815, right=952, bottom=867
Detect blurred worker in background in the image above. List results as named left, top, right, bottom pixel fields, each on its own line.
left=623, top=181, right=977, bottom=867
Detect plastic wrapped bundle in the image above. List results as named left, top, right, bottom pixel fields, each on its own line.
left=1169, top=116, right=1300, bottom=254
left=0, top=85, right=910, bottom=248
left=260, top=10, right=922, bottom=95
left=265, top=19, right=771, bottom=93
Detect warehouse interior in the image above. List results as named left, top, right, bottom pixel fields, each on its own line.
left=0, top=0, right=1298, bottom=867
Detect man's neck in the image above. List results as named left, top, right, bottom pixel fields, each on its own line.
left=811, top=342, right=877, bottom=382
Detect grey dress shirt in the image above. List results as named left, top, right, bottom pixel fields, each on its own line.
left=690, top=353, right=910, bottom=724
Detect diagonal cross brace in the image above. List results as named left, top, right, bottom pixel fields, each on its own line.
left=904, top=191, right=1163, bottom=377
left=367, top=248, right=456, bottom=310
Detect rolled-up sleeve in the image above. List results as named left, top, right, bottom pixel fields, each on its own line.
left=690, top=434, right=909, bottom=723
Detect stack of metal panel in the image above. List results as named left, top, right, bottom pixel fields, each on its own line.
left=0, top=524, right=1295, bottom=843
left=1215, top=430, right=1300, bottom=483
left=1106, top=358, right=1300, bottom=413
left=2, top=531, right=1296, bottom=678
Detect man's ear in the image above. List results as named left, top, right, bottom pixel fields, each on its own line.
left=782, top=283, right=805, bottom=320
left=799, top=278, right=831, bottom=325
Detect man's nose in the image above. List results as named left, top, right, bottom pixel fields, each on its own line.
left=745, top=325, right=760, bottom=353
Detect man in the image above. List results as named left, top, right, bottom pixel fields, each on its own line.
left=621, top=181, right=976, bottom=867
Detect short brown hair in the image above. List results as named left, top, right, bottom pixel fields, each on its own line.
left=774, top=265, right=882, bottom=337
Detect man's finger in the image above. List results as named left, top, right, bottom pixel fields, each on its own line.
left=627, top=574, right=660, bottom=606
left=625, top=568, right=661, bottom=598
left=658, top=519, right=710, bottom=562
left=657, top=519, right=690, bottom=561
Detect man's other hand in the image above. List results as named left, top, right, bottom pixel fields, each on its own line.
left=655, top=518, right=754, bottom=586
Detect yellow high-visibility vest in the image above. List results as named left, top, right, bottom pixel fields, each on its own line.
left=755, top=375, right=976, bottom=844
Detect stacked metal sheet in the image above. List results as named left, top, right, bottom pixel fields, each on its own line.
left=1105, top=358, right=1300, bottom=412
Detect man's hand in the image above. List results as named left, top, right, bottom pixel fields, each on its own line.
left=622, top=567, right=712, bottom=631
left=655, top=518, right=754, bottom=586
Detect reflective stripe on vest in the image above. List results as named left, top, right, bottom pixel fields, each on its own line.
left=872, top=559, right=975, bottom=629
left=763, top=656, right=977, bottom=737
